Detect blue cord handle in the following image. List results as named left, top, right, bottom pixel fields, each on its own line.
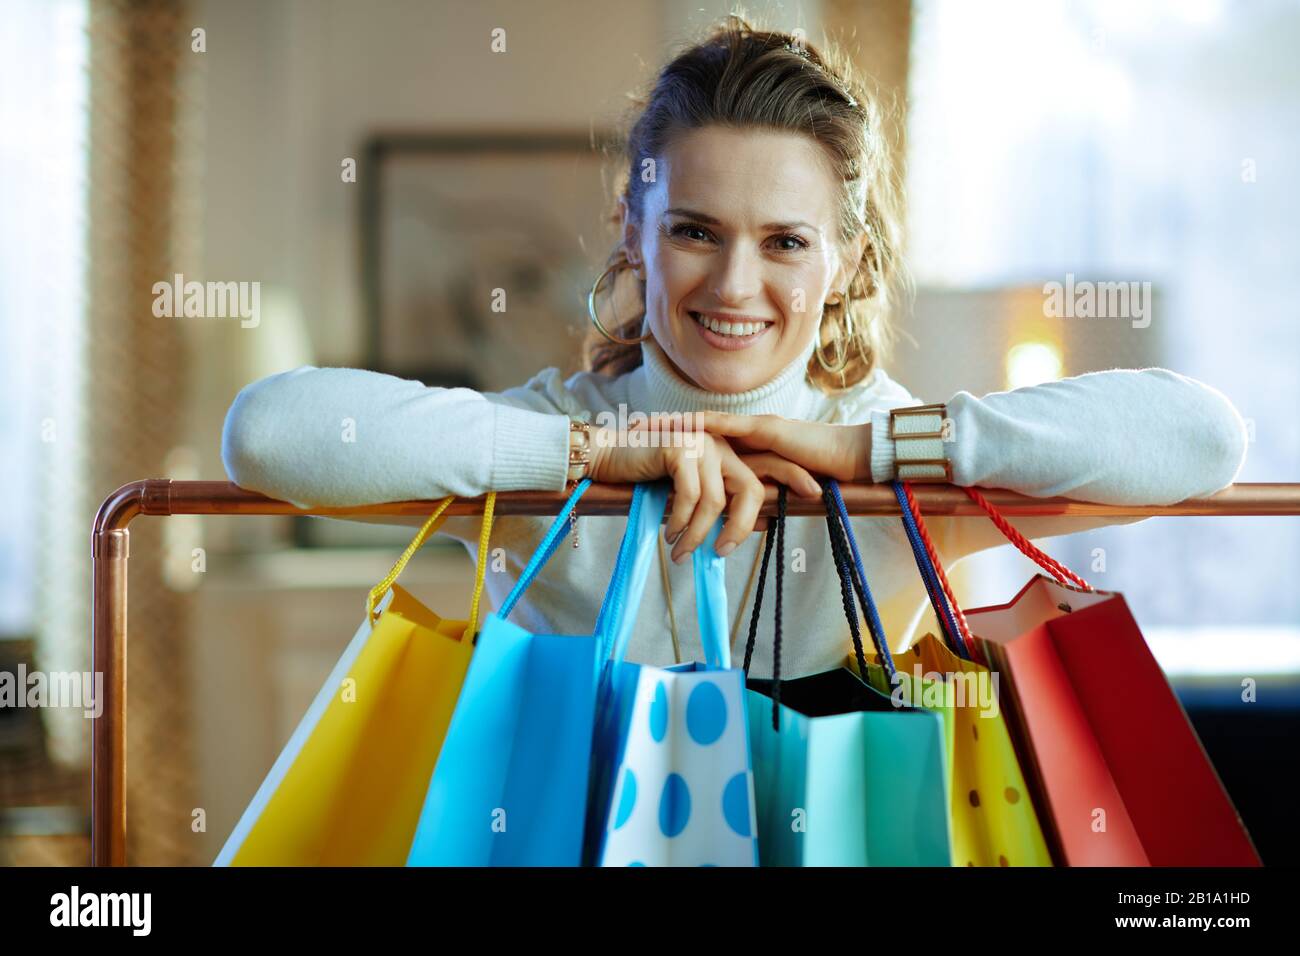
left=497, top=478, right=593, bottom=619
left=827, top=480, right=897, bottom=682
left=892, top=481, right=973, bottom=661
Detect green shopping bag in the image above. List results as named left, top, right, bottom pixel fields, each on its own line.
left=743, top=482, right=951, bottom=866
left=850, top=482, right=1054, bottom=867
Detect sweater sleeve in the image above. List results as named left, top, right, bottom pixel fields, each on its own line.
left=221, top=365, right=582, bottom=507
left=867, top=367, right=1249, bottom=561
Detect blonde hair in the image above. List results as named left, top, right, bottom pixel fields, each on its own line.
left=584, top=11, right=909, bottom=393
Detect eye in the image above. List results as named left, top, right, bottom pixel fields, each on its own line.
left=771, top=233, right=809, bottom=252
left=668, top=222, right=714, bottom=243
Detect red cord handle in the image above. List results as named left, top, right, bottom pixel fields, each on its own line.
left=960, top=486, right=1094, bottom=591
left=900, top=483, right=1097, bottom=667
left=900, top=482, right=979, bottom=661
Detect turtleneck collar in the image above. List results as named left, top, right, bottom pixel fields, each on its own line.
left=626, top=333, right=824, bottom=418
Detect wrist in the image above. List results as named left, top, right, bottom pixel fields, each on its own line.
left=852, top=422, right=873, bottom=482
left=585, top=425, right=620, bottom=482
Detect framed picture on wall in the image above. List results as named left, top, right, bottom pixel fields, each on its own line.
left=358, top=130, right=623, bottom=391
left=296, top=130, right=623, bottom=549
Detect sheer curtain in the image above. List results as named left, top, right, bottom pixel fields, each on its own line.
left=0, top=0, right=89, bottom=638
left=0, top=0, right=201, bottom=864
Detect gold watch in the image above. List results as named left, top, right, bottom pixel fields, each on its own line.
left=889, top=402, right=952, bottom=482
left=567, top=419, right=593, bottom=483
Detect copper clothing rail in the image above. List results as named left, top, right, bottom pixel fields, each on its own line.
left=90, top=479, right=1300, bottom=865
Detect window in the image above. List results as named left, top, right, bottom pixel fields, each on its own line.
left=907, top=0, right=1300, bottom=675
left=0, top=0, right=89, bottom=637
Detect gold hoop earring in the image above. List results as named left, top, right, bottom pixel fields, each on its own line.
left=588, top=261, right=653, bottom=346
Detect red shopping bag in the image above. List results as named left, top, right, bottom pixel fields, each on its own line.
left=900, top=483, right=1262, bottom=867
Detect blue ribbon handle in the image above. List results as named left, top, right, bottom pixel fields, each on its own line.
left=692, top=521, right=731, bottom=669
left=593, top=481, right=646, bottom=662
left=599, top=482, right=671, bottom=668
left=595, top=483, right=731, bottom=672
left=497, top=477, right=593, bottom=620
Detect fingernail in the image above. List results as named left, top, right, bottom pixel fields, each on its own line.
left=716, top=540, right=737, bottom=557
left=672, top=549, right=686, bottom=564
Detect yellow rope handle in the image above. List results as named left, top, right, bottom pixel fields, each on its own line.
left=366, top=495, right=455, bottom=624
left=465, top=491, right=496, bottom=639
left=364, top=492, right=498, bottom=631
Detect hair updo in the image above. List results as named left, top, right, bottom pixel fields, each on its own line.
left=584, top=12, right=908, bottom=393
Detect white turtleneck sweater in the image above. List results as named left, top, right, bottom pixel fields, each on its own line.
left=220, top=335, right=1248, bottom=674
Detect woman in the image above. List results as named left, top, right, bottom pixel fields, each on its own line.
left=221, top=16, right=1246, bottom=674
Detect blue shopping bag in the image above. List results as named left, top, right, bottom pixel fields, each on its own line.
left=584, top=481, right=759, bottom=867
left=406, top=479, right=602, bottom=866
left=743, top=481, right=952, bottom=866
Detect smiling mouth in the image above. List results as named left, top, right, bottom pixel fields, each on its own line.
left=688, top=311, right=774, bottom=338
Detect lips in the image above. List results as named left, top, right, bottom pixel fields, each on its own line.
left=688, top=311, right=774, bottom=337
left=688, top=310, right=774, bottom=351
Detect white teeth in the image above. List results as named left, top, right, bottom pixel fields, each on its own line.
left=692, top=312, right=766, bottom=337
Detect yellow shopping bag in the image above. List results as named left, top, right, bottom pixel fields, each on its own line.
left=215, top=493, right=495, bottom=866
left=853, top=634, right=1053, bottom=867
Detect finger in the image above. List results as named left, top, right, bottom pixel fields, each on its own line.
left=699, top=411, right=804, bottom=460
left=665, top=450, right=700, bottom=546
left=695, top=410, right=762, bottom=439
left=672, top=449, right=726, bottom=563
left=716, top=450, right=763, bottom=556
left=627, top=414, right=688, bottom=436
left=739, top=452, right=822, bottom=498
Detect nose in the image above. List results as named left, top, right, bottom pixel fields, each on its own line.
left=708, top=243, right=763, bottom=306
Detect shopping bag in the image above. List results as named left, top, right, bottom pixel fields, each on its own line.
left=743, top=481, right=951, bottom=866
left=848, top=482, right=1055, bottom=867
left=215, top=493, right=496, bottom=866
left=585, top=481, right=759, bottom=867
left=927, top=485, right=1261, bottom=866
left=406, top=478, right=602, bottom=866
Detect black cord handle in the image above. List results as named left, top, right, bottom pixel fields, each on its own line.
left=741, top=484, right=787, bottom=730
left=822, top=483, right=893, bottom=683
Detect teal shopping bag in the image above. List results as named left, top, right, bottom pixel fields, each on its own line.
left=743, top=482, right=951, bottom=867
left=406, top=479, right=602, bottom=866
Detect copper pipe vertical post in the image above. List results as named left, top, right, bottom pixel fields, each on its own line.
left=91, top=481, right=150, bottom=866
left=91, top=528, right=128, bottom=867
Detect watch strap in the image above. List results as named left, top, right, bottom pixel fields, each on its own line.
left=889, top=402, right=952, bottom=482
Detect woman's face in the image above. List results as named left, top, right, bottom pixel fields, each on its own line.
left=623, top=124, right=866, bottom=394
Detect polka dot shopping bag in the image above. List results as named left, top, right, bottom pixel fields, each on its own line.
left=583, top=481, right=759, bottom=867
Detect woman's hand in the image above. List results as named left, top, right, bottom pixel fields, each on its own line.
left=692, top=411, right=873, bottom=483
left=587, top=425, right=821, bottom=562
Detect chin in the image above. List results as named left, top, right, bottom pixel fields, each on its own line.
left=658, top=316, right=793, bottom=392
left=682, top=355, right=769, bottom=394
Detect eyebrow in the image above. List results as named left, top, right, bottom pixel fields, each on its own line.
left=663, top=206, right=818, bottom=233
